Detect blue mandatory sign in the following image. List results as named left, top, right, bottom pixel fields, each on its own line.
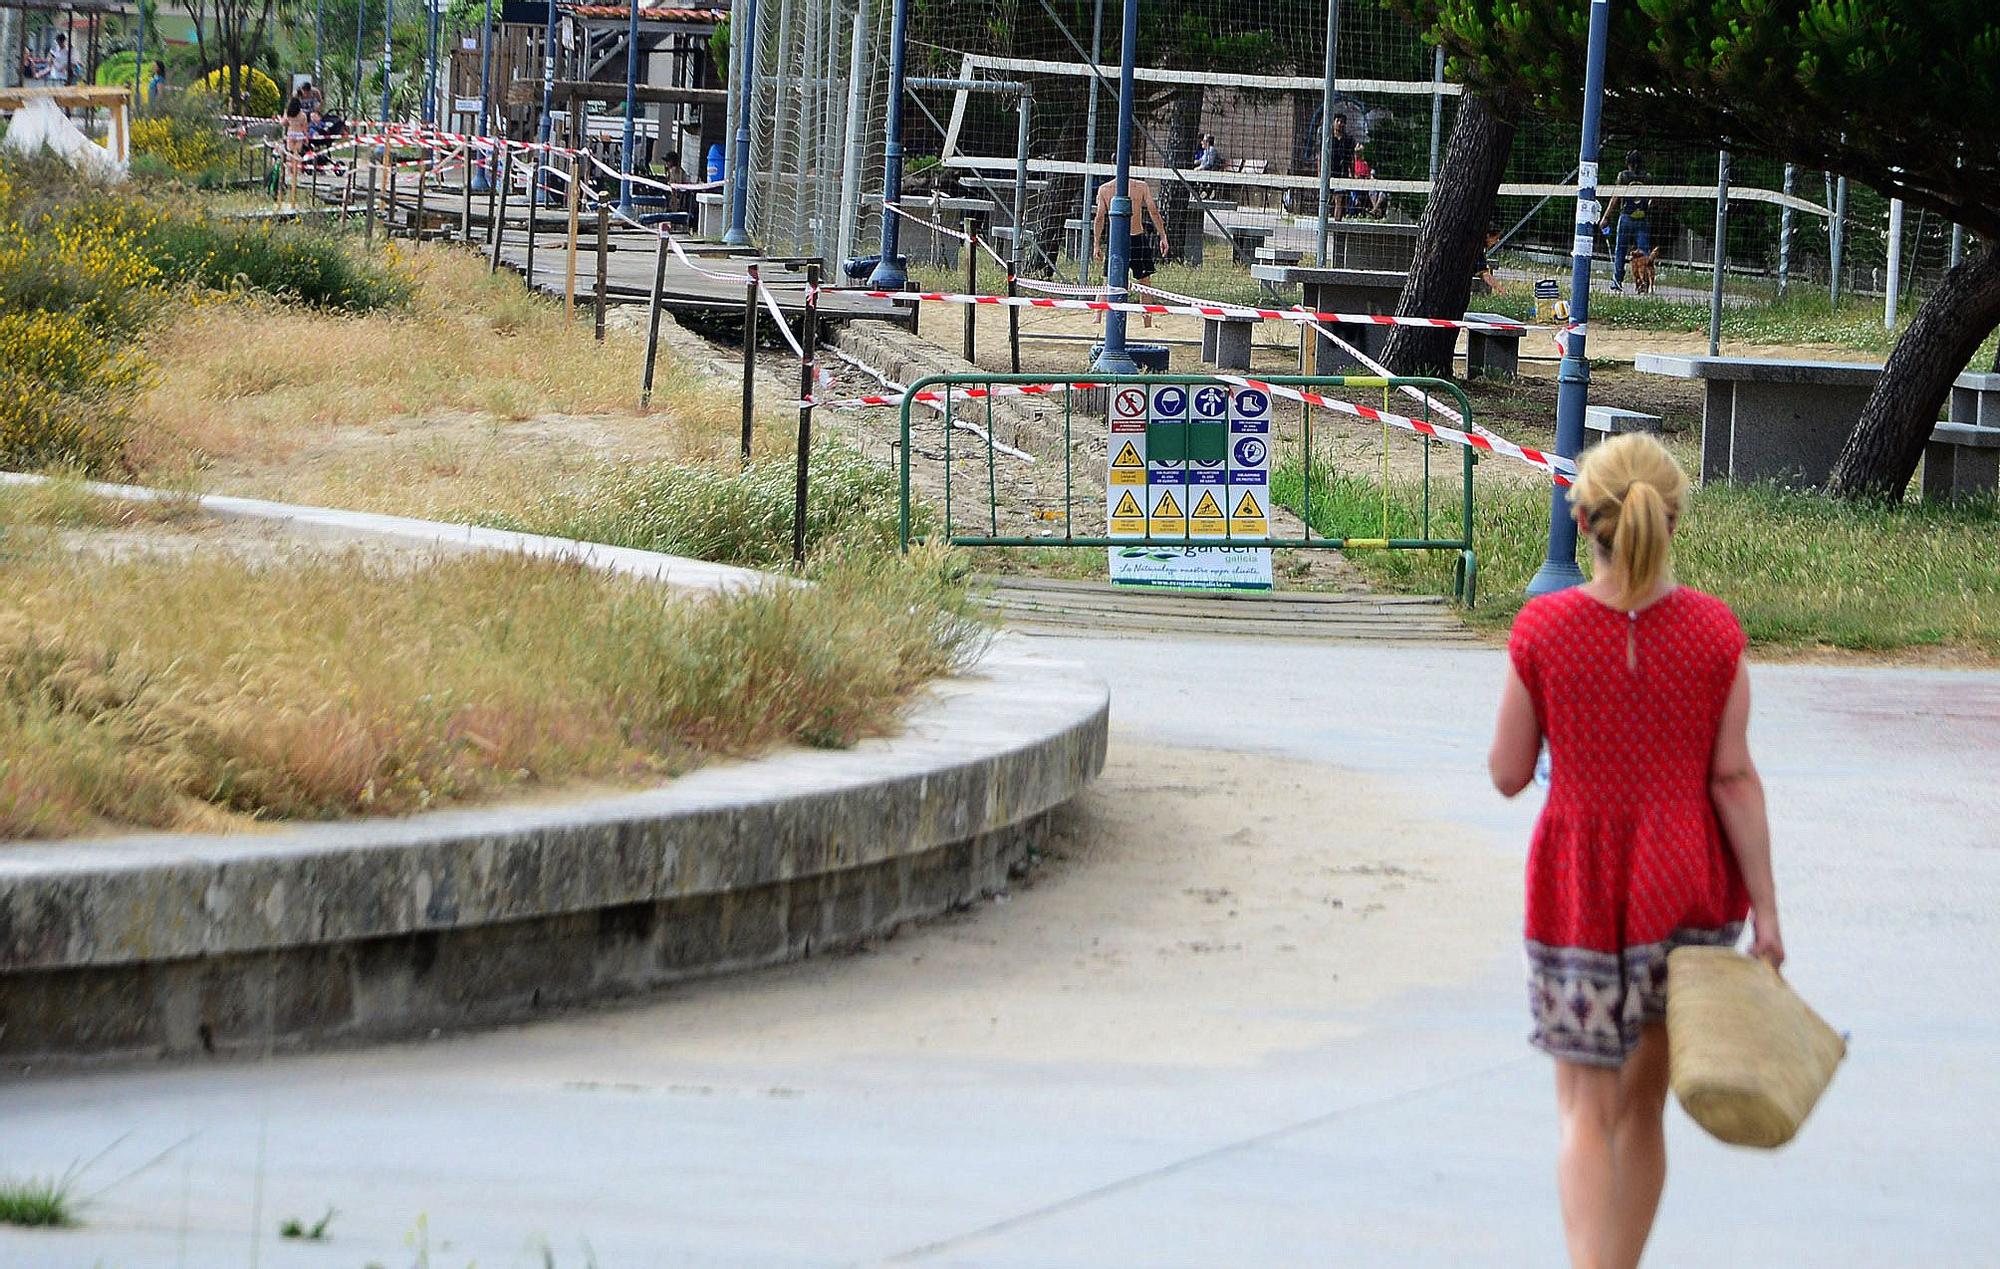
left=1233, top=436, right=1268, bottom=468
left=1232, top=388, right=1270, bottom=418
left=1193, top=385, right=1229, bottom=417
left=1152, top=386, right=1188, bottom=417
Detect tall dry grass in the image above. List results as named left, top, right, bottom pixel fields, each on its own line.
left=0, top=523, right=984, bottom=840
left=128, top=241, right=738, bottom=473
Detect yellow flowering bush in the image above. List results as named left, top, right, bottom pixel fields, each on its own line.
left=0, top=311, right=144, bottom=470
left=195, top=67, right=281, bottom=120
left=130, top=113, right=231, bottom=186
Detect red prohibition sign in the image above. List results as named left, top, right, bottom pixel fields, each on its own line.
left=1114, top=388, right=1147, bottom=416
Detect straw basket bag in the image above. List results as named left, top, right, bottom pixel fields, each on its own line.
left=1666, top=946, right=1845, bottom=1149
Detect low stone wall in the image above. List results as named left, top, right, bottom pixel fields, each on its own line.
left=0, top=483, right=1108, bottom=1065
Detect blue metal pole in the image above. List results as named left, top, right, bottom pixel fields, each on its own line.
left=619, top=0, right=640, bottom=212
left=863, top=0, right=907, bottom=281
left=313, top=0, right=323, bottom=88
left=474, top=0, right=494, bottom=188
left=1526, top=0, right=1612, bottom=597
left=423, top=0, right=437, bottom=125
left=378, top=0, right=393, bottom=148
left=1089, top=0, right=1139, bottom=373
left=536, top=0, right=556, bottom=198
left=352, top=0, right=366, bottom=118
left=724, top=0, right=760, bottom=247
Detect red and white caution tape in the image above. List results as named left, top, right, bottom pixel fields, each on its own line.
left=1214, top=374, right=1575, bottom=484
left=847, top=286, right=1535, bottom=333
left=819, top=345, right=1034, bottom=462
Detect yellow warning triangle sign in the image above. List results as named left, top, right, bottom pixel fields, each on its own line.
left=1152, top=489, right=1183, bottom=517
left=1112, top=490, right=1144, bottom=517
left=1111, top=441, right=1144, bottom=469
left=1191, top=490, right=1224, bottom=519
left=1232, top=490, right=1263, bottom=518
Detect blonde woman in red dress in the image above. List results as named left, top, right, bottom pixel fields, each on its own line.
left=1488, top=434, right=1784, bottom=1269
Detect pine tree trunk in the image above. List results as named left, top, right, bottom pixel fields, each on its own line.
left=1826, top=243, right=2000, bottom=501
left=1162, top=85, right=1204, bottom=262
left=1380, top=91, right=1517, bottom=376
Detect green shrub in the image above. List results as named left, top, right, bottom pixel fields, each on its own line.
left=138, top=218, right=411, bottom=311
left=129, top=97, right=233, bottom=188
left=480, top=444, right=921, bottom=568
left=195, top=66, right=281, bottom=119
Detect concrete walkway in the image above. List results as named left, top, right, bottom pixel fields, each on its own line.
left=2, top=635, right=1994, bottom=1267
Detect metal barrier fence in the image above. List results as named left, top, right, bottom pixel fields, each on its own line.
left=897, top=373, right=1480, bottom=605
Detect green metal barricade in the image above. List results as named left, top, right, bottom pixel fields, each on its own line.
left=897, top=372, right=1480, bottom=605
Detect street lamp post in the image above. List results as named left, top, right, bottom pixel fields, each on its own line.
left=863, top=0, right=909, bottom=283
left=1526, top=0, right=1613, bottom=597
left=1088, top=0, right=1139, bottom=374
left=619, top=0, right=641, bottom=212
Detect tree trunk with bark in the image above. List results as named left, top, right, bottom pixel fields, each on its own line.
left=1161, top=85, right=1205, bottom=262
left=1380, top=91, right=1518, bottom=376
left=1827, top=243, right=2000, bottom=500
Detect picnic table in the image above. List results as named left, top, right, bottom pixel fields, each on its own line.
left=1249, top=265, right=1407, bottom=373
left=1633, top=354, right=1885, bottom=487
left=1318, top=219, right=1420, bottom=272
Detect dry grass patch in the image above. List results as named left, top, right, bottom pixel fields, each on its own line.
left=0, top=524, right=984, bottom=840
left=129, top=241, right=736, bottom=472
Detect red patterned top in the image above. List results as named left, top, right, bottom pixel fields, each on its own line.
left=1509, top=586, right=1751, bottom=954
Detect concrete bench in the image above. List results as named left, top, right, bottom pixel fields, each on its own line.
left=1633, top=354, right=1885, bottom=487
left=1923, top=422, right=2000, bottom=502
left=1226, top=224, right=1273, bottom=265
left=1582, top=406, right=1664, bottom=449
left=1952, top=371, right=2000, bottom=429
left=1463, top=311, right=1524, bottom=379
left=1200, top=313, right=1256, bottom=370
left=695, top=190, right=725, bottom=239
left=1252, top=265, right=1408, bottom=373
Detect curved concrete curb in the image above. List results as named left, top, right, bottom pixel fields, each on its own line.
left=0, top=479, right=1108, bottom=1065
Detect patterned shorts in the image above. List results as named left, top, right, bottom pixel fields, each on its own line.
left=1527, top=926, right=1743, bottom=1067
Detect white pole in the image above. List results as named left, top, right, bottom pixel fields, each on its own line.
left=1885, top=197, right=1904, bottom=330
left=1427, top=45, right=1443, bottom=182
left=835, top=0, right=870, bottom=267
left=1777, top=164, right=1794, bottom=295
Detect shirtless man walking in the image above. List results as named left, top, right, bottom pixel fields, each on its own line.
left=1093, top=176, right=1172, bottom=327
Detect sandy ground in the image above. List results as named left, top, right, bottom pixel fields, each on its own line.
left=648, top=741, right=1512, bottom=1071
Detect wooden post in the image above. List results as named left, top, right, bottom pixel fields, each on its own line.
left=565, top=159, right=582, bottom=320
left=525, top=154, right=540, bottom=286
left=741, top=262, right=759, bottom=466
left=593, top=205, right=610, bottom=341
left=414, top=147, right=429, bottom=238
left=484, top=144, right=500, bottom=247
left=363, top=160, right=377, bottom=245
left=1008, top=266, right=1021, bottom=374
left=384, top=163, right=396, bottom=236
left=341, top=163, right=354, bottom=223
left=640, top=230, right=669, bottom=407
left=490, top=147, right=510, bottom=272
left=962, top=214, right=977, bottom=366
left=793, top=262, right=820, bottom=565
left=460, top=147, right=474, bottom=243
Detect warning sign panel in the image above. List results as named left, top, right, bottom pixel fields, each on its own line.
left=1106, top=378, right=1272, bottom=590
left=1189, top=487, right=1228, bottom=537
left=1109, top=488, right=1147, bottom=537
left=1230, top=487, right=1271, bottom=537
left=1148, top=484, right=1186, bottom=537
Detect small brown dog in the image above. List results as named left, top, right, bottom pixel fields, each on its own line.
left=1627, top=247, right=1657, bottom=295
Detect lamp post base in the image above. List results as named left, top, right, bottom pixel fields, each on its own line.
left=1526, top=556, right=1586, bottom=597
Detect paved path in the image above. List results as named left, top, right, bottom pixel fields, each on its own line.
left=3, top=635, right=1995, bottom=1267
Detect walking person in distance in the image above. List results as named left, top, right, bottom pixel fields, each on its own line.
left=1488, top=434, right=1784, bottom=1269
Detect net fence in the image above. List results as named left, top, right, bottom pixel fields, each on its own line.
left=738, top=0, right=1977, bottom=309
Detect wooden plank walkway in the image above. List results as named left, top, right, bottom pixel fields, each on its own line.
left=291, top=171, right=901, bottom=320
left=974, top=575, right=1477, bottom=642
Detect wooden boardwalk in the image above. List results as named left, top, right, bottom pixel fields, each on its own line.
left=294, top=172, right=902, bottom=321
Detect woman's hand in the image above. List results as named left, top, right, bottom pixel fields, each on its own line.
left=1749, top=907, right=1785, bottom=971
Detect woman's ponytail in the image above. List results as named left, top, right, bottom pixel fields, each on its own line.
left=1610, top=480, right=1670, bottom=609
left=1567, top=433, right=1688, bottom=609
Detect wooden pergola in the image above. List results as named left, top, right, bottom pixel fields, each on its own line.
left=0, top=83, right=132, bottom=162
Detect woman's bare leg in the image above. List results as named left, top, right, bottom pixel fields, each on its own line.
left=1607, top=1024, right=1672, bottom=1267
left=1555, top=1060, right=1619, bottom=1268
